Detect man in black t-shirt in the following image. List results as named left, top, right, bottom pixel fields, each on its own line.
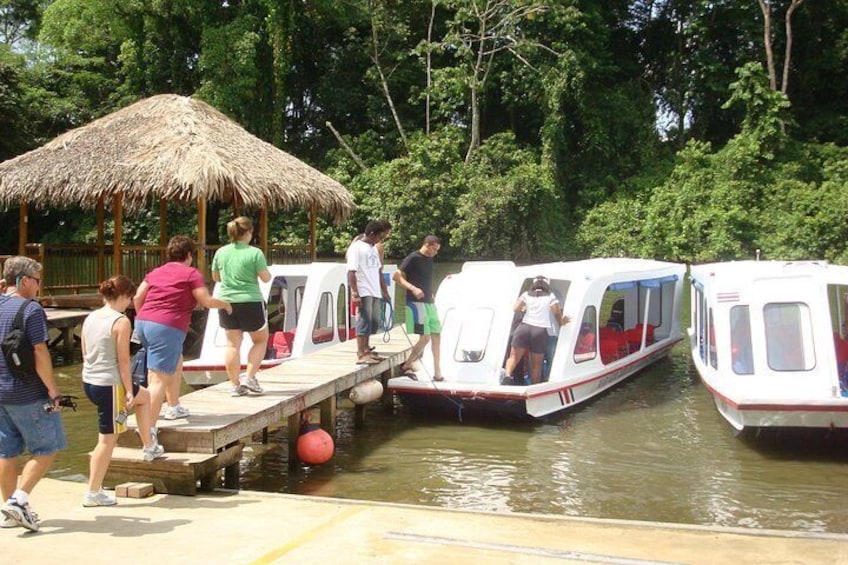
left=393, top=236, right=443, bottom=381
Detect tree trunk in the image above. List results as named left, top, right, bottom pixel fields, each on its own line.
left=757, top=0, right=777, bottom=90
left=781, top=0, right=805, bottom=95
left=370, top=9, right=409, bottom=151
left=425, top=1, right=436, bottom=135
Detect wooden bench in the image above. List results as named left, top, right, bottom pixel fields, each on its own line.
left=101, top=445, right=243, bottom=496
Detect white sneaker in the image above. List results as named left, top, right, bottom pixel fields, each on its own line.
left=83, top=490, right=117, bottom=507
left=1, top=515, right=17, bottom=528
left=142, top=443, right=165, bottom=462
left=1, top=499, right=39, bottom=532
left=163, top=404, right=190, bottom=420
left=240, top=376, right=263, bottom=394
left=231, top=384, right=249, bottom=396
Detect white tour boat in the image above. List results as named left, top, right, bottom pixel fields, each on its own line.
left=183, top=262, right=396, bottom=387
left=689, top=260, right=848, bottom=432
left=388, top=258, right=686, bottom=418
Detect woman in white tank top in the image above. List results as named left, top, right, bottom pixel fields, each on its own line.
left=81, top=275, right=162, bottom=507
left=503, top=276, right=570, bottom=385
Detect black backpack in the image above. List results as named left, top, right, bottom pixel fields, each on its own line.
left=1, top=299, right=37, bottom=379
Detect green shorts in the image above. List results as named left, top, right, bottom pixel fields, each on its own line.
left=405, top=302, right=441, bottom=335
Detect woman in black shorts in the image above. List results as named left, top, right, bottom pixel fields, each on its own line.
left=503, top=276, right=569, bottom=385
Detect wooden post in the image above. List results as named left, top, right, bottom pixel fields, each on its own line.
left=159, top=198, right=168, bottom=262
left=287, top=413, right=301, bottom=471
left=309, top=203, right=317, bottom=260
left=113, top=193, right=123, bottom=275
left=319, top=395, right=336, bottom=438
left=222, top=441, right=240, bottom=489
left=259, top=205, right=269, bottom=258
left=17, top=199, right=27, bottom=255
left=197, top=198, right=207, bottom=277
left=96, top=198, right=105, bottom=282
left=354, top=404, right=366, bottom=429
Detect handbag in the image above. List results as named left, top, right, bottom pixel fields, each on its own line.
left=131, top=346, right=148, bottom=387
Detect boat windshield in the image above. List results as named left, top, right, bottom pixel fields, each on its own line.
left=444, top=308, right=494, bottom=363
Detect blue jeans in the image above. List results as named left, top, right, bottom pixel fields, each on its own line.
left=0, top=400, right=67, bottom=458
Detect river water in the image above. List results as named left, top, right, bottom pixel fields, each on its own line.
left=46, top=263, right=848, bottom=534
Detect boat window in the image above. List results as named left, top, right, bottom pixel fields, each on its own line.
left=573, top=306, right=597, bottom=363
left=446, top=308, right=494, bottom=363
left=294, top=285, right=305, bottom=322
left=730, top=306, right=754, bottom=375
left=764, top=303, right=815, bottom=372
left=828, top=284, right=848, bottom=338
left=337, top=284, right=348, bottom=342
left=267, top=277, right=288, bottom=333
left=708, top=308, right=717, bottom=369
left=312, top=292, right=334, bottom=344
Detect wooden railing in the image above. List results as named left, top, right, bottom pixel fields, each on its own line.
left=2, top=242, right=313, bottom=296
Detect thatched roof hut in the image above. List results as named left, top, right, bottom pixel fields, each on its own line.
left=0, top=94, right=354, bottom=222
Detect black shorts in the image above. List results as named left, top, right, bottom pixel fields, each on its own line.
left=219, top=302, right=267, bottom=332
left=512, top=323, right=549, bottom=354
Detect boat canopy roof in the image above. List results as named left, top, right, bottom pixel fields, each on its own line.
left=690, top=260, right=848, bottom=291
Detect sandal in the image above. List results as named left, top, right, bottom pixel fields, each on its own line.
left=369, top=352, right=386, bottom=361
left=400, top=368, right=418, bottom=381
left=357, top=356, right=380, bottom=365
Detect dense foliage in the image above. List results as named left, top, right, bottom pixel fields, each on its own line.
left=0, top=0, right=846, bottom=264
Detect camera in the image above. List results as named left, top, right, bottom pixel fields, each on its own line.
left=42, top=395, right=79, bottom=413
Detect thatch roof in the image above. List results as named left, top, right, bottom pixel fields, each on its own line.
left=0, top=94, right=354, bottom=222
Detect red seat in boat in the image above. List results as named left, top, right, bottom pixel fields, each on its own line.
left=312, top=327, right=334, bottom=344
left=270, top=330, right=295, bottom=359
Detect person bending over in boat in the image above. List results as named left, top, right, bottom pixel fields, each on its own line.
left=212, top=217, right=272, bottom=396
left=347, top=220, right=392, bottom=365
left=82, top=276, right=163, bottom=507
left=394, top=235, right=443, bottom=381
left=503, top=276, right=570, bottom=385
left=135, top=236, right=232, bottom=424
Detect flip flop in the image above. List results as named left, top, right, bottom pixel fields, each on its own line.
left=369, top=353, right=386, bottom=361
left=400, top=368, right=418, bottom=380
left=356, top=356, right=380, bottom=365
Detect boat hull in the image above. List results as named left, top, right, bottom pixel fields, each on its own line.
left=392, top=339, right=679, bottom=419
left=700, top=379, right=848, bottom=430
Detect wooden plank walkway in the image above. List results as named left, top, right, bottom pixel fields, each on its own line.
left=111, top=326, right=414, bottom=494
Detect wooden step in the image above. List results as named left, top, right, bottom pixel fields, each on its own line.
left=100, top=444, right=243, bottom=496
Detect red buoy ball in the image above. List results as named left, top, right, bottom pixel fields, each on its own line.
left=296, top=426, right=335, bottom=465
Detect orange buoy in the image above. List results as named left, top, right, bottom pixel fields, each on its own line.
left=296, top=424, right=335, bottom=465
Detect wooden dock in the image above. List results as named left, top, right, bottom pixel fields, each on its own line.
left=109, top=326, right=414, bottom=494
left=45, top=307, right=91, bottom=364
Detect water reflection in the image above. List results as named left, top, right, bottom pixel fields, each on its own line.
left=49, top=333, right=848, bottom=534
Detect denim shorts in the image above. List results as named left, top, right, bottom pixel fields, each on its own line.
left=0, top=400, right=68, bottom=458
left=135, top=319, right=186, bottom=375
left=355, top=296, right=382, bottom=336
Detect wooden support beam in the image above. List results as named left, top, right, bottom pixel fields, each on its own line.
left=222, top=441, right=240, bottom=489
left=96, top=198, right=105, bottom=281
left=260, top=205, right=269, bottom=258
left=309, top=203, right=317, bottom=260
left=159, top=198, right=168, bottom=262
left=354, top=404, right=366, bottom=429
left=113, top=193, right=123, bottom=275
left=197, top=197, right=207, bottom=276
left=17, top=199, right=27, bottom=255
left=287, top=413, right=301, bottom=471
left=319, top=395, right=336, bottom=438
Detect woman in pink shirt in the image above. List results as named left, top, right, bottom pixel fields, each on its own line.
left=133, top=236, right=231, bottom=428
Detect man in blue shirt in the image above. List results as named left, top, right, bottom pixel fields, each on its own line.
left=0, top=257, right=67, bottom=532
